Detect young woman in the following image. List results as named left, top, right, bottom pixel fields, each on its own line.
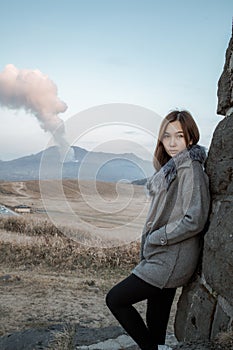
left=106, top=110, right=210, bottom=350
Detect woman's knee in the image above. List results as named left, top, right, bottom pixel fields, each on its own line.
left=105, top=287, right=118, bottom=310
left=106, top=274, right=136, bottom=311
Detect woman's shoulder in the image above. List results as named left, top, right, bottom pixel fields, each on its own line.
left=177, top=145, right=207, bottom=171
left=177, top=159, right=209, bottom=187
left=178, top=158, right=206, bottom=172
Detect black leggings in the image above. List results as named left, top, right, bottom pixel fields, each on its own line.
left=106, top=274, right=176, bottom=350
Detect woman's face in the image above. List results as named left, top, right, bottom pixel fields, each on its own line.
left=162, top=120, right=188, bottom=157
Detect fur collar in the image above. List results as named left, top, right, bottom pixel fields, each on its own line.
left=147, top=145, right=207, bottom=195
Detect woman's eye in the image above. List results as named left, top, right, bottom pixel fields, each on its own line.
left=177, top=134, right=184, bottom=139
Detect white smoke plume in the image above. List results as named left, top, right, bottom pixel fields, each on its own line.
left=0, top=64, right=74, bottom=161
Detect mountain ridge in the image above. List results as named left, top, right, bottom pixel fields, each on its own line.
left=0, top=146, right=154, bottom=182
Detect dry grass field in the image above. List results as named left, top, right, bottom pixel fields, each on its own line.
left=1, top=180, right=232, bottom=350
left=0, top=179, right=150, bottom=244
left=0, top=179, right=179, bottom=339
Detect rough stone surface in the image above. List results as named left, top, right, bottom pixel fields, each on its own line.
left=203, top=201, right=233, bottom=302
left=174, top=279, right=216, bottom=341
left=0, top=324, right=56, bottom=350
left=217, top=35, right=233, bottom=115
left=0, top=325, right=178, bottom=350
left=0, top=325, right=125, bottom=350
left=74, top=325, right=124, bottom=346
left=173, top=340, right=212, bottom=350
left=211, top=302, right=231, bottom=339
left=174, top=31, right=233, bottom=342
left=205, top=116, right=233, bottom=196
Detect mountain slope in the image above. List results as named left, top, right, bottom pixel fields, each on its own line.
left=0, top=146, right=154, bottom=182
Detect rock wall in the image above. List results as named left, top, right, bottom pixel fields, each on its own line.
left=174, top=32, right=233, bottom=341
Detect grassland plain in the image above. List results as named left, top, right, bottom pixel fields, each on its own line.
left=0, top=180, right=159, bottom=338
left=0, top=180, right=232, bottom=349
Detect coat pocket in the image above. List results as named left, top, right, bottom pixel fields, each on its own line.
left=143, top=235, right=168, bottom=261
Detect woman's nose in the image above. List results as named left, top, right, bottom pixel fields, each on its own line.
left=169, top=136, right=176, bottom=146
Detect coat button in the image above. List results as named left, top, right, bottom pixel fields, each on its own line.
left=160, top=237, right=167, bottom=245
left=147, top=221, right=152, bottom=227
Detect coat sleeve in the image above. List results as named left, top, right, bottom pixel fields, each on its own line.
left=147, top=162, right=210, bottom=246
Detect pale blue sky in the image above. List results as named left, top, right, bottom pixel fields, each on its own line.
left=0, top=0, right=232, bottom=160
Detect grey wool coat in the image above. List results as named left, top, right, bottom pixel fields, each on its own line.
left=133, top=147, right=210, bottom=289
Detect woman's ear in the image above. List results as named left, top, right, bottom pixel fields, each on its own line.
left=189, top=139, right=193, bottom=145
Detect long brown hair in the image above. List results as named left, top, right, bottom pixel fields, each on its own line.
left=153, top=110, right=200, bottom=170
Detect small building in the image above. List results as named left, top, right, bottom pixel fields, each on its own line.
left=14, top=205, right=31, bottom=214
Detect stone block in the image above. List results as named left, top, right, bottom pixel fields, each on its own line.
left=217, top=35, right=233, bottom=115
left=174, top=279, right=216, bottom=341
left=206, top=116, right=233, bottom=196
left=203, top=201, right=233, bottom=301
left=211, top=300, right=231, bottom=339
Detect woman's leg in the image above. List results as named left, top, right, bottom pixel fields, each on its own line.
left=146, top=288, right=176, bottom=345
left=106, top=274, right=165, bottom=350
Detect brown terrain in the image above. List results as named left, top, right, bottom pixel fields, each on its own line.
left=1, top=180, right=232, bottom=349
left=0, top=180, right=179, bottom=342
